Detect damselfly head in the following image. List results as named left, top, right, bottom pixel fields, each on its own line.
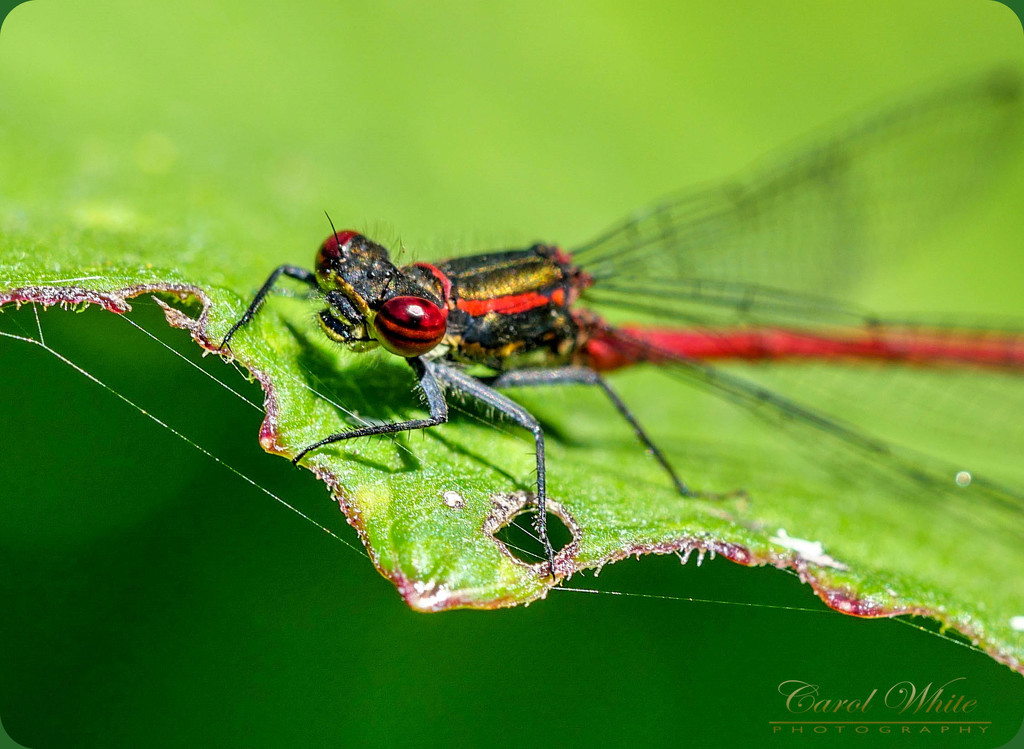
left=314, top=230, right=448, bottom=358
left=315, top=230, right=403, bottom=308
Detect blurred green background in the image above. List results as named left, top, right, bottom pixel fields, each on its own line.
left=1, top=1, right=1024, bottom=746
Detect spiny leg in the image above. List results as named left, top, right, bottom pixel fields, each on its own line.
left=291, top=357, right=448, bottom=463
left=429, top=363, right=557, bottom=576
left=220, top=265, right=318, bottom=350
left=291, top=358, right=559, bottom=576
left=488, top=366, right=692, bottom=496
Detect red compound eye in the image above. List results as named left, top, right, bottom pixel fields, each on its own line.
left=374, top=296, right=447, bottom=357
left=319, top=230, right=361, bottom=259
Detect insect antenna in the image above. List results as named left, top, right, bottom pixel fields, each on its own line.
left=324, top=210, right=342, bottom=250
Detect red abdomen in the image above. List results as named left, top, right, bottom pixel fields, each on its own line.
left=583, top=325, right=1024, bottom=371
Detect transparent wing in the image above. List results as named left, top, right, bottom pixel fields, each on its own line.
left=658, top=351, right=1024, bottom=546
left=575, top=68, right=1024, bottom=328
left=570, top=69, right=1024, bottom=554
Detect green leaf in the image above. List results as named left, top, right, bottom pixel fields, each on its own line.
left=2, top=0, right=1024, bottom=680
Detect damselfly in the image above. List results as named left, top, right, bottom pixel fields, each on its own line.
left=221, top=68, right=1024, bottom=575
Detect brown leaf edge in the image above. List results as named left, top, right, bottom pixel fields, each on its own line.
left=2, top=282, right=1020, bottom=676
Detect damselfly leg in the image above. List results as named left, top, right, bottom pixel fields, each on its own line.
left=487, top=366, right=690, bottom=496
left=218, top=265, right=318, bottom=351
left=290, top=357, right=449, bottom=464
left=276, top=353, right=559, bottom=577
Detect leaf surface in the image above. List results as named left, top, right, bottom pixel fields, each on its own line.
left=2, top=0, right=1023, bottom=676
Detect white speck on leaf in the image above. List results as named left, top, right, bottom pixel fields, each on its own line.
left=442, top=490, right=465, bottom=509
left=771, top=528, right=848, bottom=570
left=411, top=580, right=452, bottom=610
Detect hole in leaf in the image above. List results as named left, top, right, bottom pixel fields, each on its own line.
left=494, top=508, right=573, bottom=565
left=152, top=290, right=204, bottom=318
